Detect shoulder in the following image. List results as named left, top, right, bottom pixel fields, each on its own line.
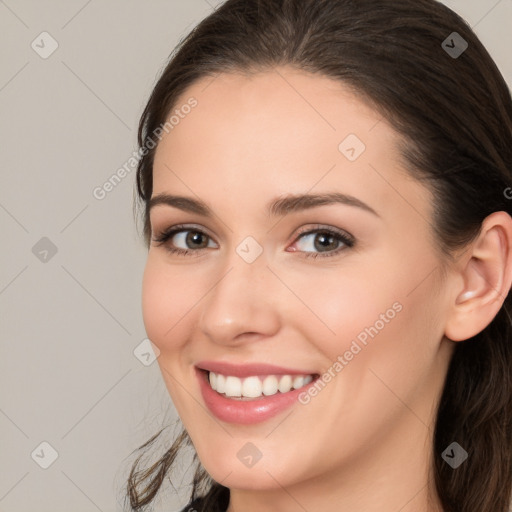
left=179, top=499, right=202, bottom=512
left=179, top=498, right=203, bottom=512
left=179, top=486, right=230, bottom=512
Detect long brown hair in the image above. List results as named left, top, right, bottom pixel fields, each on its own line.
left=126, top=1, right=512, bottom=510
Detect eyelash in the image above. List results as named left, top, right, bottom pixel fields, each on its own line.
left=152, top=224, right=355, bottom=259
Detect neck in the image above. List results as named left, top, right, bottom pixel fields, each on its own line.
left=224, top=337, right=455, bottom=512
left=226, top=386, right=447, bottom=512
left=227, top=422, right=443, bottom=512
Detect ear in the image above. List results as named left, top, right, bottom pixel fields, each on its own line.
left=444, top=211, right=512, bottom=342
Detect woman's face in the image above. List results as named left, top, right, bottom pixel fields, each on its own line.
left=142, top=67, right=456, bottom=493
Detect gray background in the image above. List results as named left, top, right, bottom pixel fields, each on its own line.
left=0, top=1, right=511, bottom=511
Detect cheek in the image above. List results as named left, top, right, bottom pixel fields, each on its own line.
left=283, top=262, right=403, bottom=361
left=286, top=249, right=440, bottom=375
left=141, top=257, right=201, bottom=413
left=141, top=256, right=200, bottom=353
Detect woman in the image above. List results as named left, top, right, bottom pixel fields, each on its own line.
left=126, top=0, right=512, bottom=511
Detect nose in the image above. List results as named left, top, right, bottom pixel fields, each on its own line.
left=198, top=254, right=281, bottom=347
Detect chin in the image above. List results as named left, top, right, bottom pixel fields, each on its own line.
left=194, top=446, right=304, bottom=491
left=206, top=465, right=288, bottom=491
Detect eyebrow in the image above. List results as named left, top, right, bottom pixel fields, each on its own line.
left=148, top=192, right=380, bottom=218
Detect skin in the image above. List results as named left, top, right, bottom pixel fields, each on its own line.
left=141, top=66, right=512, bottom=512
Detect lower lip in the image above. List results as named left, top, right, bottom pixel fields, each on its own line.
left=196, top=368, right=317, bottom=425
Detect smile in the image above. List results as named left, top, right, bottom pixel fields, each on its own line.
left=208, top=371, right=314, bottom=399
left=195, top=362, right=320, bottom=424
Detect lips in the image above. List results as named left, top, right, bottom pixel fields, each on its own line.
left=195, top=361, right=319, bottom=424
left=196, top=360, right=317, bottom=378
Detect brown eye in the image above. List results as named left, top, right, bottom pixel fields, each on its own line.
left=183, top=231, right=210, bottom=249
left=152, top=225, right=217, bottom=256
left=290, top=226, right=355, bottom=259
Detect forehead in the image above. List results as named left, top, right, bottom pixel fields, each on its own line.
left=151, top=67, right=433, bottom=226
left=163, top=67, right=389, bottom=154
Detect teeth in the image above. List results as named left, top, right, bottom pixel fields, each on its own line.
left=292, top=375, right=304, bottom=389
left=278, top=375, right=292, bottom=393
left=262, top=375, right=278, bottom=396
left=209, top=371, right=217, bottom=389
left=207, top=371, right=315, bottom=398
left=225, top=376, right=242, bottom=397
left=216, top=373, right=226, bottom=394
left=242, top=376, right=262, bottom=398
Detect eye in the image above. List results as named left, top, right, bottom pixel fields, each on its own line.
left=152, top=224, right=217, bottom=256
left=289, top=226, right=355, bottom=258
left=151, top=223, right=355, bottom=259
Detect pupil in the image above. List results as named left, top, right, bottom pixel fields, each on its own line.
left=315, top=233, right=336, bottom=251
left=188, top=231, right=207, bottom=248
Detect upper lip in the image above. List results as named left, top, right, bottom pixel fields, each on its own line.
left=196, top=360, right=317, bottom=378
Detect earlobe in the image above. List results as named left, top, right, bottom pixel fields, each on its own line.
left=444, top=211, right=512, bottom=342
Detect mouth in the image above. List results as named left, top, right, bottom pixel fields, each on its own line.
left=203, top=370, right=316, bottom=400
left=195, top=362, right=320, bottom=424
